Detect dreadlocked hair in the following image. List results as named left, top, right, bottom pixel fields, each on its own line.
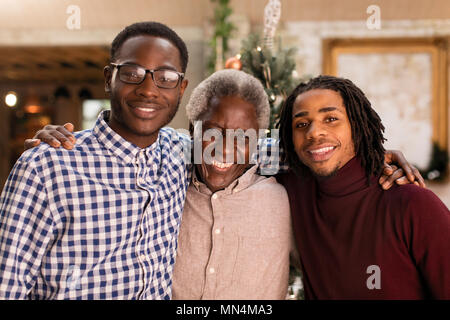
left=278, top=75, right=386, bottom=180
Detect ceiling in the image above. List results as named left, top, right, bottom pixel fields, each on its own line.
left=0, top=46, right=109, bottom=83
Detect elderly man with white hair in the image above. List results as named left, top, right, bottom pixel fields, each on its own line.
left=172, top=69, right=295, bottom=299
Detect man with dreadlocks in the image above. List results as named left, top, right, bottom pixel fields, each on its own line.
left=277, top=75, right=450, bottom=299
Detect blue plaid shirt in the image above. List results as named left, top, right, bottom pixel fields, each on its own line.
left=0, top=111, right=190, bottom=299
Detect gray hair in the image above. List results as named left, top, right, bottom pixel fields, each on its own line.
left=185, top=69, right=270, bottom=129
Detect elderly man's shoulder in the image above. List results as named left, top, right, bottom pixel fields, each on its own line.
left=244, top=175, right=291, bottom=225
left=251, top=175, right=289, bottom=200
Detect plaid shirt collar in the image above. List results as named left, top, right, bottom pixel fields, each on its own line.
left=93, top=110, right=161, bottom=164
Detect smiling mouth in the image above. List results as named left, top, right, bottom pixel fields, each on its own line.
left=128, top=103, right=164, bottom=119
left=136, top=107, right=159, bottom=113
left=210, top=160, right=234, bottom=172
left=306, top=146, right=337, bottom=161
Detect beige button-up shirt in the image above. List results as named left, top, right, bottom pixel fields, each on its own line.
left=172, top=165, right=293, bottom=300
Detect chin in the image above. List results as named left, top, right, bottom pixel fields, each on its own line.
left=308, top=163, right=340, bottom=178
left=312, top=169, right=339, bottom=178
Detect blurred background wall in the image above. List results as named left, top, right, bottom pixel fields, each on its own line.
left=0, top=0, right=449, bottom=205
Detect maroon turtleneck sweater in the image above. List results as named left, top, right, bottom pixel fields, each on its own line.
left=277, top=157, right=450, bottom=299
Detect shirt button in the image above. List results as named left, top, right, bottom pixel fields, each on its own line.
left=215, top=228, right=221, bottom=235
left=212, top=194, right=218, bottom=200
left=209, top=267, right=215, bottom=274
left=138, top=177, right=145, bottom=185
left=140, top=254, right=146, bottom=261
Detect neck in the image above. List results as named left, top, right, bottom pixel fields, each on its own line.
left=313, top=156, right=375, bottom=196
left=108, top=117, right=159, bottom=149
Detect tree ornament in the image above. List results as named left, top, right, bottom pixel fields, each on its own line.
left=225, top=54, right=243, bottom=70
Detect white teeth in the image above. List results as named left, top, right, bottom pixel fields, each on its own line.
left=309, top=147, right=334, bottom=154
left=211, top=160, right=233, bottom=169
left=136, top=107, right=156, bottom=112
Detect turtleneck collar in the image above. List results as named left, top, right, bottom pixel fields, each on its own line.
left=315, top=156, right=377, bottom=197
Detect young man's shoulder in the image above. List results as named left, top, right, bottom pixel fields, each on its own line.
left=160, top=127, right=190, bottom=144
left=20, top=128, right=96, bottom=164
left=386, top=183, right=443, bottom=205
left=384, top=183, right=449, bottom=218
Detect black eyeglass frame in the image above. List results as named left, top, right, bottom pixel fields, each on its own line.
left=110, top=62, right=185, bottom=89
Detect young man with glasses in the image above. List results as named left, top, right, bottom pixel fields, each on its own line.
left=0, top=22, right=190, bottom=299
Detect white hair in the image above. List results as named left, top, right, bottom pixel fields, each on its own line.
left=185, top=69, right=270, bottom=129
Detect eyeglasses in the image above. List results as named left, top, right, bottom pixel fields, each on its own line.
left=110, top=63, right=184, bottom=89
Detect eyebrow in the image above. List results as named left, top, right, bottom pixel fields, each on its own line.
left=119, top=61, right=178, bottom=72
left=293, top=106, right=341, bottom=118
left=203, top=121, right=253, bottom=132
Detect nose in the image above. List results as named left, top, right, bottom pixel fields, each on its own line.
left=223, top=138, right=236, bottom=163
left=135, top=73, right=159, bottom=98
left=210, top=136, right=236, bottom=163
left=224, top=135, right=247, bottom=164
left=306, top=121, right=326, bottom=140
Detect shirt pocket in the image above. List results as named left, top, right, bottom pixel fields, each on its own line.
left=230, top=235, right=289, bottom=299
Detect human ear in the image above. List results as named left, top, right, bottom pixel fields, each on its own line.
left=179, top=78, right=188, bottom=99
left=104, top=66, right=112, bottom=93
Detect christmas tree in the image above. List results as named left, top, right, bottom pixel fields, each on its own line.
left=238, top=0, right=307, bottom=129
left=240, top=33, right=298, bottom=129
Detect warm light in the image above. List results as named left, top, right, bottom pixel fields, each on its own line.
left=5, top=92, right=17, bottom=107
left=24, top=92, right=42, bottom=114
left=24, top=105, right=42, bottom=114
left=256, top=46, right=262, bottom=52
